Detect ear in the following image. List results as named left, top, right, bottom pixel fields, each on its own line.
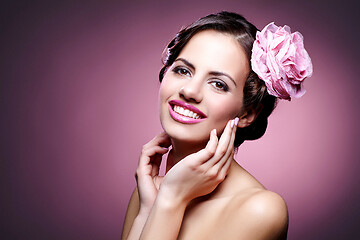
left=237, top=107, right=262, bottom=128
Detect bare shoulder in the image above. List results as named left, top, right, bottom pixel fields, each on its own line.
left=242, top=189, right=288, bottom=222
left=226, top=189, right=288, bottom=240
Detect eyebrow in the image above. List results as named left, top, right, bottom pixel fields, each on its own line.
left=174, top=58, right=237, bottom=86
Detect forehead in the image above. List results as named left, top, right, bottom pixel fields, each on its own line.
left=177, top=30, right=250, bottom=86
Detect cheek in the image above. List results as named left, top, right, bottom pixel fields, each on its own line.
left=159, top=74, right=180, bottom=100
left=158, top=83, right=170, bottom=129
left=158, top=84, right=166, bottom=102
left=158, top=80, right=172, bottom=103
left=158, top=78, right=180, bottom=119
left=208, top=97, right=243, bottom=121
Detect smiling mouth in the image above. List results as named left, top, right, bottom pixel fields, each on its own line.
left=168, top=100, right=207, bottom=124
left=172, top=105, right=203, bottom=119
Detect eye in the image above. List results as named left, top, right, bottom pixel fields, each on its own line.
left=173, top=66, right=192, bottom=77
left=210, top=80, right=229, bottom=92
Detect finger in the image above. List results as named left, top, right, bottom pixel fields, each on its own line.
left=151, top=149, right=168, bottom=177
left=185, top=129, right=218, bottom=165
left=201, top=129, right=218, bottom=163
left=151, top=153, right=162, bottom=176
left=215, top=117, right=238, bottom=169
left=138, top=146, right=168, bottom=179
left=142, top=132, right=171, bottom=150
left=157, top=132, right=172, bottom=148
left=139, top=146, right=169, bottom=166
left=204, top=119, right=233, bottom=167
left=206, top=129, right=218, bottom=151
left=215, top=119, right=234, bottom=157
left=151, top=132, right=171, bottom=148
left=140, top=132, right=170, bottom=165
left=218, top=150, right=234, bottom=180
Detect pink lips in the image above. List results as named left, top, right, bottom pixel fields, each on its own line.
left=168, top=100, right=207, bottom=124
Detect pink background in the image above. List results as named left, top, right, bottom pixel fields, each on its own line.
left=1, top=0, right=359, bottom=239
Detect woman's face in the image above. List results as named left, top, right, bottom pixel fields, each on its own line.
left=159, top=30, right=250, bottom=145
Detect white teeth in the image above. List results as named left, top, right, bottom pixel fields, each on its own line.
left=173, top=105, right=202, bottom=119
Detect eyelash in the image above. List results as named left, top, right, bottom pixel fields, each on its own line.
left=172, top=66, right=229, bottom=92
left=209, top=80, right=229, bottom=92
left=172, top=66, right=192, bottom=77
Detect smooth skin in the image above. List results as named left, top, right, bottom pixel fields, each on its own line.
left=122, top=122, right=288, bottom=239
left=122, top=30, right=288, bottom=239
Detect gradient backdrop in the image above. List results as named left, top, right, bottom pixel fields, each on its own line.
left=1, top=0, right=360, bottom=239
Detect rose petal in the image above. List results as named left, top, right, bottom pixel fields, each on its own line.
left=251, top=22, right=313, bottom=100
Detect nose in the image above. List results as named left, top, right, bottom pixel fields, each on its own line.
left=179, top=80, right=203, bottom=103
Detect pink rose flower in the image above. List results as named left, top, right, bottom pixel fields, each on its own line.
left=251, top=22, right=313, bottom=100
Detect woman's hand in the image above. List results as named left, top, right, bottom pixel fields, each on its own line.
left=135, top=132, right=171, bottom=215
left=159, top=118, right=239, bottom=205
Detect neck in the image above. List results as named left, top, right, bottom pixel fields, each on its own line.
left=165, top=138, right=207, bottom=172
left=164, top=139, right=248, bottom=200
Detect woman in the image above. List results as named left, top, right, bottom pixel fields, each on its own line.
left=122, top=11, right=312, bottom=240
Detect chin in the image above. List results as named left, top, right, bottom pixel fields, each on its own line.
left=161, top=118, right=210, bottom=146
left=170, top=130, right=209, bottom=145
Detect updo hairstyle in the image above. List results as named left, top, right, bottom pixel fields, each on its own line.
left=159, top=11, right=278, bottom=147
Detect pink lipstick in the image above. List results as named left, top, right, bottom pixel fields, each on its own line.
left=168, top=100, right=207, bottom=124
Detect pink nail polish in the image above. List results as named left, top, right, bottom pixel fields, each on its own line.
left=234, top=117, right=239, bottom=126
left=230, top=119, right=235, bottom=128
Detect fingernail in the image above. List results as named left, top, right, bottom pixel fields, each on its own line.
left=230, top=119, right=235, bottom=128
left=234, top=117, right=239, bottom=126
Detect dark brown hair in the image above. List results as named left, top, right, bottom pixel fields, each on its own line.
left=159, top=11, right=277, bottom=147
